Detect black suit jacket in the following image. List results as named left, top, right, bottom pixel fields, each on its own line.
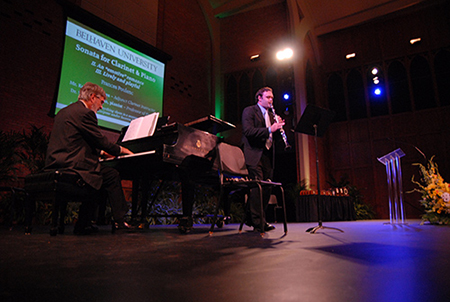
left=45, top=101, right=121, bottom=190
left=241, top=104, right=275, bottom=166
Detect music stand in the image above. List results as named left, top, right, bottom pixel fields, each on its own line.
left=295, top=104, right=343, bottom=234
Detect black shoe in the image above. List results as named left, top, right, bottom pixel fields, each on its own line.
left=254, top=223, right=276, bottom=233
left=264, top=223, right=276, bottom=231
left=112, top=221, right=134, bottom=233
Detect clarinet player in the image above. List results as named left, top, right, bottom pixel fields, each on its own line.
left=241, top=86, right=285, bottom=232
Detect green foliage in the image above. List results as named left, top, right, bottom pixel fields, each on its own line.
left=420, top=212, right=450, bottom=225
left=0, top=190, right=26, bottom=225
left=224, top=189, right=246, bottom=223
left=0, top=130, right=22, bottom=183
left=64, top=202, right=81, bottom=225
left=0, top=125, right=49, bottom=184
left=19, top=125, right=49, bottom=174
left=143, top=181, right=183, bottom=225
left=327, top=173, right=350, bottom=188
left=0, top=130, right=26, bottom=225
left=0, top=125, right=49, bottom=225
left=353, top=199, right=375, bottom=220
left=191, top=186, right=220, bottom=223
left=411, top=156, right=450, bottom=225
left=33, top=200, right=53, bottom=226
left=137, top=181, right=229, bottom=226
left=285, top=179, right=308, bottom=202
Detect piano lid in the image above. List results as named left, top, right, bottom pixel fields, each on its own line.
left=184, top=115, right=235, bottom=135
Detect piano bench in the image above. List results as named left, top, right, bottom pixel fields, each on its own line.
left=24, top=170, right=96, bottom=236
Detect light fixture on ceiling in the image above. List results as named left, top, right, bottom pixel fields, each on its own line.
left=276, top=48, right=293, bottom=61
left=410, top=37, right=421, bottom=45
left=250, top=54, right=260, bottom=62
left=346, top=53, right=356, bottom=60
left=368, top=65, right=384, bottom=97
left=371, top=67, right=379, bottom=75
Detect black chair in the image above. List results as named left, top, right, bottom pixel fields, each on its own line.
left=24, top=170, right=97, bottom=235
left=209, top=142, right=287, bottom=235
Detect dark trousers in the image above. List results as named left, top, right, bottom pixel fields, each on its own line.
left=76, top=166, right=128, bottom=229
left=100, top=165, right=129, bottom=222
left=246, top=149, right=273, bottom=226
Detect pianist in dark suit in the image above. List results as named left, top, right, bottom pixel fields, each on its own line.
left=241, top=86, right=285, bottom=232
left=45, top=82, right=134, bottom=234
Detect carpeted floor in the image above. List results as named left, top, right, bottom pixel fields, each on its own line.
left=1, top=219, right=449, bottom=302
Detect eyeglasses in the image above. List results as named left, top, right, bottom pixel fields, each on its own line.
left=94, top=95, right=105, bottom=104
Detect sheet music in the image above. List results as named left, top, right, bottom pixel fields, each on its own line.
left=122, top=112, right=160, bottom=142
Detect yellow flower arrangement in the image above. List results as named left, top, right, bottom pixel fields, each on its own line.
left=412, top=157, right=450, bottom=224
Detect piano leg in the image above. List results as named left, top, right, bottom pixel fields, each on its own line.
left=178, top=173, right=195, bottom=234
left=130, top=176, right=151, bottom=223
left=140, top=176, right=151, bottom=222
left=146, top=179, right=166, bottom=222
left=131, top=177, right=165, bottom=224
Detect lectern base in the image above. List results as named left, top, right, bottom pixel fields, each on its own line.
left=383, top=222, right=408, bottom=226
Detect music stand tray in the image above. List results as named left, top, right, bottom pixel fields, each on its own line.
left=295, top=104, right=335, bottom=138
left=296, top=105, right=342, bottom=233
left=185, top=115, right=235, bottom=135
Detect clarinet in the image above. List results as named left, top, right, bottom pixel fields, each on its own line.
left=270, top=104, right=291, bottom=150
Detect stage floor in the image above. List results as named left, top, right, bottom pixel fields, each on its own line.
left=1, top=220, right=449, bottom=302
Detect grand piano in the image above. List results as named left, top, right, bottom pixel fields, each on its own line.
left=101, top=116, right=235, bottom=224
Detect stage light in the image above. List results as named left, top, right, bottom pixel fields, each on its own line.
left=371, top=67, right=379, bottom=75
left=276, top=48, right=293, bottom=61
left=410, top=37, right=421, bottom=45
left=373, top=76, right=379, bottom=85
left=283, top=93, right=290, bottom=100
left=250, top=54, right=260, bottom=62
left=368, top=65, right=384, bottom=98
left=346, top=53, right=356, bottom=59
left=368, top=66, right=383, bottom=85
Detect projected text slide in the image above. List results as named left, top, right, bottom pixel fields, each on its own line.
left=56, top=18, right=165, bottom=131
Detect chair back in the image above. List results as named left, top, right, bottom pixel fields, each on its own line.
left=216, top=143, right=248, bottom=177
